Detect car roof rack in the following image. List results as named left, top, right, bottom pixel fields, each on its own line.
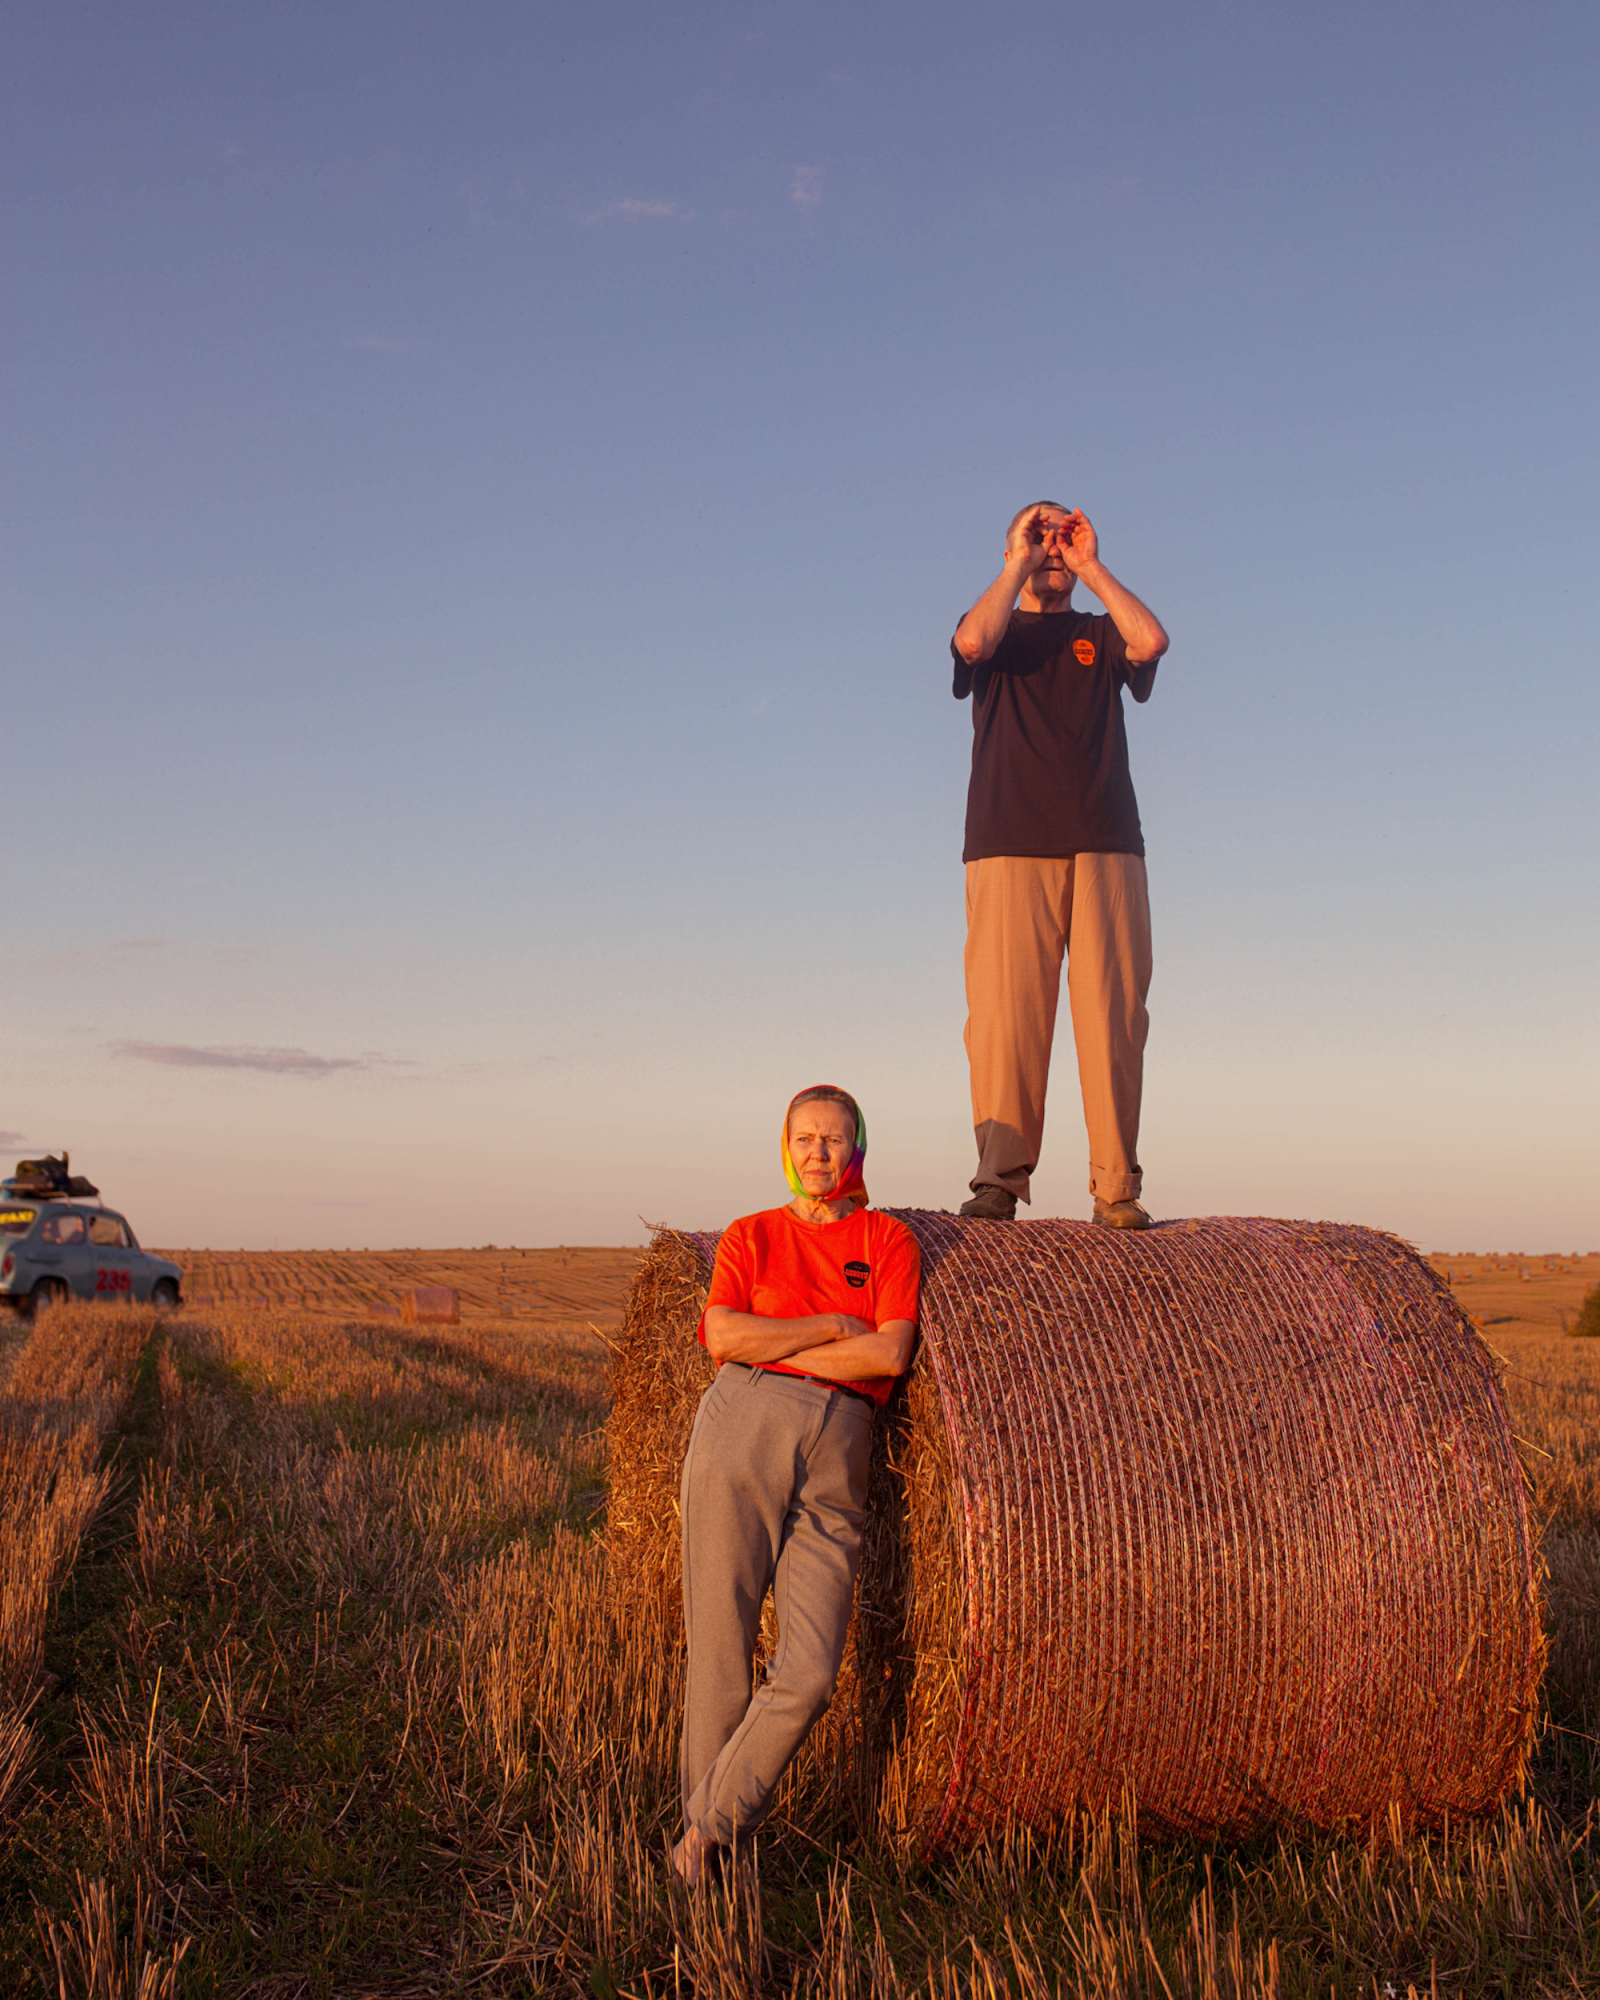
left=5, top=1152, right=100, bottom=1200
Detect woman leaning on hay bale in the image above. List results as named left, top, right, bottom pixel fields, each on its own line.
left=670, top=1086, right=919, bottom=1887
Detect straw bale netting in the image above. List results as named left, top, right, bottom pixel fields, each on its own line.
left=607, top=1213, right=1543, bottom=1852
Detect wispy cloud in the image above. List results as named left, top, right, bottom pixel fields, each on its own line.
left=342, top=333, right=419, bottom=354
left=112, top=937, right=173, bottom=952
left=110, top=1042, right=392, bottom=1077
left=0, top=1132, right=29, bottom=1149
left=790, top=166, right=823, bottom=212
left=581, top=196, right=692, bottom=225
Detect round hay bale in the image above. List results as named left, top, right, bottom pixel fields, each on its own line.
left=606, top=1213, right=1543, bottom=1851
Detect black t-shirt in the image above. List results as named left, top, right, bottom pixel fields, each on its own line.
left=951, top=607, right=1157, bottom=862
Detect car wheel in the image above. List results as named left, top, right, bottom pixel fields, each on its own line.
left=151, top=1279, right=179, bottom=1311
left=27, top=1277, right=68, bottom=1317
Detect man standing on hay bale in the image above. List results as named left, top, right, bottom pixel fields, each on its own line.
left=671, top=1085, right=918, bottom=1887
left=952, top=501, right=1169, bottom=1229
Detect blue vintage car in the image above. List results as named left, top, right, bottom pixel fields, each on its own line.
left=0, top=1195, right=183, bottom=1315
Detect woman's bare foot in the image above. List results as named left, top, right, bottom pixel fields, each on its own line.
left=669, top=1824, right=713, bottom=1887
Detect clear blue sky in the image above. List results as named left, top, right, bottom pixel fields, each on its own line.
left=3, top=1, right=1596, bottom=1250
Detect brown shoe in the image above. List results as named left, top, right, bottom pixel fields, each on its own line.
left=959, top=1184, right=1017, bottom=1221
left=668, top=1824, right=726, bottom=1889
left=1092, top=1198, right=1152, bottom=1231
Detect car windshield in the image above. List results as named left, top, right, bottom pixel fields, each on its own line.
left=0, top=1208, right=36, bottom=1237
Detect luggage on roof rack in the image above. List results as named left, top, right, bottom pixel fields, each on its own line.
left=8, top=1153, right=99, bottom=1199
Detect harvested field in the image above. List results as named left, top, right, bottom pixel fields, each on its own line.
left=149, top=1243, right=640, bottom=1326
left=1426, top=1251, right=1600, bottom=1337
left=0, top=1305, right=149, bottom=1829
left=0, top=1256, right=1597, bottom=1995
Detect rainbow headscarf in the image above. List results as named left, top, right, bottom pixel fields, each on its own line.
left=782, top=1086, right=869, bottom=1210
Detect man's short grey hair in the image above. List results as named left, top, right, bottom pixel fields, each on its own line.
left=1008, top=500, right=1070, bottom=535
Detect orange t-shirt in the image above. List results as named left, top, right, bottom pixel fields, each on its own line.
left=698, top=1205, right=921, bottom=1408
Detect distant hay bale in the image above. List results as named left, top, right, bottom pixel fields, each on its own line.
left=402, top=1286, right=459, bottom=1326
left=606, top=1213, right=1543, bottom=1852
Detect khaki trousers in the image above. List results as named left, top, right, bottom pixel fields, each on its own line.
left=679, top=1362, right=873, bottom=1847
left=964, top=852, right=1151, bottom=1206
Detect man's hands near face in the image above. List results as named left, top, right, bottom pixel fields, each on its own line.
left=1006, top=506, right=1099, bottom=583
left=1055, top=509, right=1099, bottom=573
left=960, top=497, right=1165, bottom=665
left=1004, top=504, right=1052, bottom=575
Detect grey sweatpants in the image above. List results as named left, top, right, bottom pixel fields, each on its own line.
left=679, top=1360, right=874, bottom=1846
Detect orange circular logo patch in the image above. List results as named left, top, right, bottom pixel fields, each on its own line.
left=1073, top=638, right=1097, bottom=664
